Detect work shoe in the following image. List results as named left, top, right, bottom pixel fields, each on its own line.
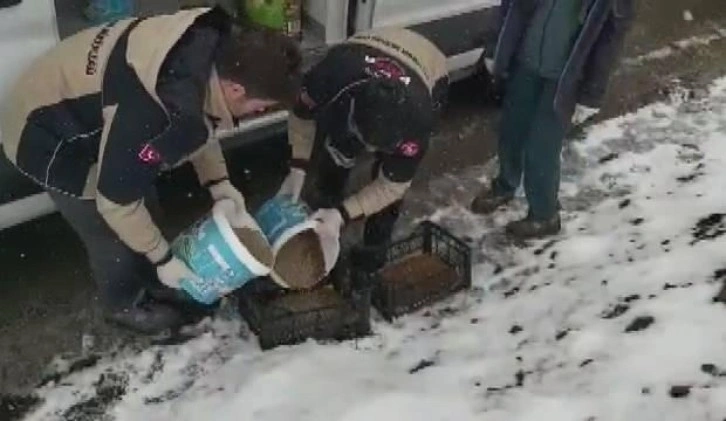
left=470, top=186, right=513, bottom=215
left=105, top=304, right=182, bottom=336
left=505, top=214, right=561, bottom=240
left=104, top=290, right=184, bottom=335
left=146, top=286, right=219, bottom=325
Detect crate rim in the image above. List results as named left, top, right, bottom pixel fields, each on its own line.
left=384, top=220, right=472, bottom=259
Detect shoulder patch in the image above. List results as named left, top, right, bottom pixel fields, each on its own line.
left=138, top=143, right=163, bottom=165
left=364, top=55, right=411, bottom=86
left=398, top=140, right=421, bottom=157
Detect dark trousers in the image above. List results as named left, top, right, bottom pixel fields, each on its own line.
left=49, top=190, right=163, bottom=311
left=494, top=64, right=568, bottom=220
left=307, top=151, right=401, bottom=247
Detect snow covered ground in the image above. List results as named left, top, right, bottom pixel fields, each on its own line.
left=18, top=77, right=726, bottom=421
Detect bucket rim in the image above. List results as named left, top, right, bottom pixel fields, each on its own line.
left=270, top=220, right=328, bottom=290
left=212, top=204, right=272, bottom=276
left=271, top=219, right=318, bottom=253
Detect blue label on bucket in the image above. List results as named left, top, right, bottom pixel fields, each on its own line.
left=254, top=196, right=310, bottom=246
left=172, top=216, right=262, bottom=305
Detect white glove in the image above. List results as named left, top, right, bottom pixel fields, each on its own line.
left=310, top=208, right=345, bottom=238
left=310, top=208, right=345, bottom=273
left=209, top=179, right=246, bottom=215
left=572, top=104, right=600, bottom=126
left=214, top=199, right=260, bottom=230
left=156, top=256, right=199, bottom=289
left=483, top=57, right=495, bottom=74
left=276, top=168, right=306, bottom=202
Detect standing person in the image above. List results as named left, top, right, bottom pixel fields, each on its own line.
left=471, top=0, right=635, bottom=238
left=276, top=27, right=449, bottom=270
left=1, top=7, right=302, bottom=334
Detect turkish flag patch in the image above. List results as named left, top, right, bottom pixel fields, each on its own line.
left=364, top=55, right=410, bottom=85
left=138, top=143, right=162, bottom=165
left=398, top=140, right=421, bottom=157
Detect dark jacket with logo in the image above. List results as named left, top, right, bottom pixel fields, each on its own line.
left=1, top=7, right=235, bottom=262
left=488, top=0, right=635, bottom=122
left=288, top=27, right=449, bottom=221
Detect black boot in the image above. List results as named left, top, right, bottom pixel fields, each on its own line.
left=505, top=214, right=561, bottom=240
left=471, top=186, right=513, bottom=215
left=104, top=290, right=184, bottom=335
left=146, top=286, right=219, bottom=325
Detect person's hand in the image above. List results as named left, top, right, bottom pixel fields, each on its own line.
left=214, top=198, right=260, bottom=230
left=276, top=168, right=306, bottom=202
left=311, top=208, right=345, bottom=238
left=155, top=255, right=199, bottom=289
left=209, top=179, right=246, bottom=214
left=311, top=208, right=345, bottom=274
left=572, top=104, right=600, bottom=126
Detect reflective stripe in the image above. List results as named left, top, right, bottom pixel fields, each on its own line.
left=325, top=138, right=356, bottom=169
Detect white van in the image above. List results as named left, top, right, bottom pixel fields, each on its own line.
left=0, top=0, right=500, bottom=230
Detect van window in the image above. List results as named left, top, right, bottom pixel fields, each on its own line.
left=372, top=0, right=499, bottom=28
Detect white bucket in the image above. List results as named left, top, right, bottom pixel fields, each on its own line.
left=172, top=201, right=273, bottom=304
left=254, top=196, right=341, bottom=289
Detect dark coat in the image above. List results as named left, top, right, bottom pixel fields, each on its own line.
left=488, top=0, right=635, bottom=123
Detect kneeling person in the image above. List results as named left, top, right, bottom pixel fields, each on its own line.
left=278, top=27, right=449, bottom=269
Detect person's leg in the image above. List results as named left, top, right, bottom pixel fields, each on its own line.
left=507, top=76, right=567, bottom=238
left=471, top=64, right=544, bottom=213
left=523, top=77, right=567, bottom=220
left=348, top=202, right=401, bottom=274
left=49, top=191, right=152, bottom=309
left=363, top=203, right=402, bottom=247
left=48, top=190, right=183, bottom=334
left=496, top=65, right=545, bottom=194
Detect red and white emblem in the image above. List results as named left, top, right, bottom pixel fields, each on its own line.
left=398, top=140, right=420, bottom=157
left=364, top=56, right=411, bottom=85
left=138, top=143, right=162, bottom=165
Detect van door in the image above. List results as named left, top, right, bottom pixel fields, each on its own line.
left=302, top=0, right=349, bottom=46
left=352, top=0, right=501, bottom=79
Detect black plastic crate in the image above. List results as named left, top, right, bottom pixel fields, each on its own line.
left=236, top=266, right=371, bottom=350
left=368, top=221, right=472, bottom=321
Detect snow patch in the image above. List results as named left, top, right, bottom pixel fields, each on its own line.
left=623, top=30, right=726, bottom=66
